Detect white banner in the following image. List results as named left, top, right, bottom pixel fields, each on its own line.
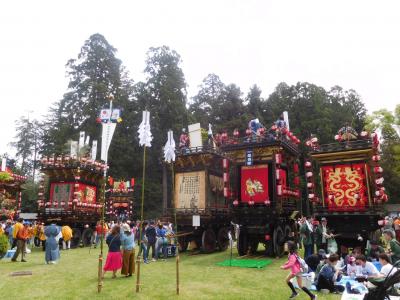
left=1, top=158, right=6, bottom=171
left=138, top=110, right=152, bottom=147
left=85, top=135, right=90, bottom=146
left=164, top=130, right=176, bottom=163
left=101, top=123, right=116, bottom=162
left=70, top=141, right=78, bottom=158
left=283, top=111, right=290, bottom=131
left=91, top=140, right=98, bottom=160
left=79, top=131, right=85, bottom=150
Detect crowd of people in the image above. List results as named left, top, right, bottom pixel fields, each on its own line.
left=97, top=219, right=176, bottom=279
left=0, top=218, right=72, bottom=264
left=280, top=215, right=400, bottom=298
left=0, top=218, right=176, bottom=278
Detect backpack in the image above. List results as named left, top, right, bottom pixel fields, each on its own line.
left=295, top=254, right=309, bottom=273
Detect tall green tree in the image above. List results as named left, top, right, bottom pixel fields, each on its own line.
left=42, top=33, right=133, bottom=157
left=11, top=117, right=42, bottom=177
left=246, top=84, right=265, bottom=124
left=189, top=73, right=225, bottom=127
left=365, top=106, right=400, bottom=202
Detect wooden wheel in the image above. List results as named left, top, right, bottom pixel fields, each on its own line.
left=284, top=225, right=292, bottom=239
left=82, top=228, right=93, bottom=247
left=249, top=238, right=259, bottom=254
left=273, top=226, right=285, bottom=257
left=237, top=229, right=248, bottom=256
left=202, top=228, right=216, bottom=253
left=217, top=227, right=230, bottom=251
left=178, top=236, right=188, bottom=252
left=71, top=228, right=81, bottom=248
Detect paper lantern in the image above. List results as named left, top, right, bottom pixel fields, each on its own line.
left=360, top=131, right=369, bottom=137
left=275, top=153, right=282, bottom=164
left=277, top=184, right=282, bottom=196
left=306, top=172, right=313, bottom=178
left=334, top=135, right=341, bottom=141
left=258, top=127, right=265, bottom=135
left=223, top=172, right=229, bottom=182
left=374, top=167, right=383, bottom=173
left=308, top=194, right=315, bottom=199
left=381, top=194, right=388, bottom=202
left=294, top=176, right=300, bottom=186
left=293, top=163, right=299, bottom=174
left=305, top=161, right=312, bottom=168
left=375, top=190, right=384, bottom=197
left=281, top=128, right=288, bottom=135
left=223, top=187, right=229, bottom=197
left=223, top=158, right=229, bottom=169
left=245, top=128, right=252, bottom=136
left=249, top=201, right=255, bottom=206
left=271, top=125, right=277, bottom=131
left=307, top=182, right=314, bottom=188
left=311, top=137, right=318, bottom=143
left=276, top=169, right=281, bottom=180
left=233, top=200, right=239, bottom=206
left=375, top=177, right=384, bottom=185
left=264, top=200, right=271, bottom=205
left=305, top=140, right=312, bottom=147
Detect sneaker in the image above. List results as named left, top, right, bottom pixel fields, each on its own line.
left=11, top=259, right=17, bottom=262
left=151, top=258, right=156, bottom=262
left=289, top=292, right=298, bottom=299
left=21, top=259, right=27, bottom=262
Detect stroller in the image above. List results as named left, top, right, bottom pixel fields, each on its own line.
left=363, top=262, right=400, bottom=300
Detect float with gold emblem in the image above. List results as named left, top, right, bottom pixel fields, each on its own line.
left=306, top=125, right=385, bottom=248
left=220, top=113, right=302, bottom=257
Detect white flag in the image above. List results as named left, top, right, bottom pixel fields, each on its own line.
left=1, top=158, right=6, bottom=171
left=283, top=111, right=290, bottom=131
left=70, top=141, right=78, bottom=158
left=138, top=111, right=152, bottom=147
left=101, top=123, right=116, bottom=162
left=85, top=135, right=90, bottom=146
left=79, top=131, right=85, bottom=150
left=91, top=140, right=98, bottom=160
left=164, top=130, right=176, bottom=163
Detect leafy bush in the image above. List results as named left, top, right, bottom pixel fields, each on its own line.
left=0, top=234, right=9, bottom=259
left=0, top=172, right=12, bottom=182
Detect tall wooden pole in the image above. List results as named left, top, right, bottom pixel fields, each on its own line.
left=136, top=145, right=147, bottom=293
left=171, top=163, right=180, bottom=295
left=98, top=98, right=113, bottom=293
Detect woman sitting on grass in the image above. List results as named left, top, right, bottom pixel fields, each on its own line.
left=280, top=241, right=316, bottom=299
left=103, top=225, right=122, bottom=279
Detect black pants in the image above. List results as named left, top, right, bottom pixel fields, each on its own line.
left=317, top=276, right=343, bottom=293
left=148, top=243, right=156, bottom=258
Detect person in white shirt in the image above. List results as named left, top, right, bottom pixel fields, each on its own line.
left=378, top=253, right=397, bottom=277
left=355, top=254, right=379, bottom=278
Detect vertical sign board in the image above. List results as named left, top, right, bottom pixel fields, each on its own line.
left=192, top=215, right=200, bottom=227
left=174, top=171, right=206, bottom=209
left=246, top=150, right=253, bottom=166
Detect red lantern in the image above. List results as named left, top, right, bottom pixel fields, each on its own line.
left=245, top=128, right=252, bottom=136
left=275, top=153, right=282, bottom=164
left=308, top=193, right=315, bottom=199
left=306, top=172, right=313, bottom=178
left=374, top=167, right=383, bottom=173
left=277, top=184, right=282, bottom=196
left=293, top=163, right=299, bottom=174
left=271, top=125, right=277, bottom=131
left=294, top=176, right=300, bottom=186
left=307, top=182, right=314, bottom=188
left=233, top=129, right=239, bottom=137
left=305, top=161, right=312, bottom=168
left=233, top=200, right=239, bottom=206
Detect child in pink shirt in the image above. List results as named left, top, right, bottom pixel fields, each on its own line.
left=281, top=241, right=316, bottom=299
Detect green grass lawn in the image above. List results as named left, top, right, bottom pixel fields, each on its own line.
left=0, top=246, right=341, bottom=300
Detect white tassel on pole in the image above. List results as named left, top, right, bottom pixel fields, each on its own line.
left=138, top=111, right=153, bottom=147
left=164, top=130, right=176, bottom=163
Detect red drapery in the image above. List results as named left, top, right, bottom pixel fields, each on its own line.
left=322, top=163, right=367, bottom=211
left=241, top=164, right=269, bottom=203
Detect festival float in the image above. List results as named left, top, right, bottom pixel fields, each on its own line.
left=164, top=123, right=232, bottom=253
left=220, top=113, right=301, bottom=257
left=37, top=153, right=104, bottom=247
left=305, top=125, right=385, bottom=248
left=105, top=177, right=135, bottom=222
left=0, top=164, right=27, bottom=220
